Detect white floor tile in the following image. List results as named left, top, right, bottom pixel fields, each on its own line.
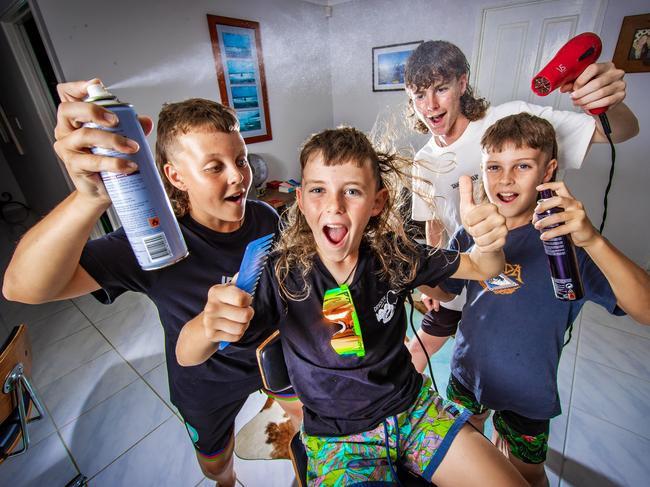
left=59, top=378, right=173, bottom=478
left=233, top=456, right=296, bottom=487
left=31, top=325, right=112, bottom=389
left=40, top=349, right=139, bottom=428
left=0, top=431, right=78, bottom=487
left=114, top=322, right=166, bottom=375
left=27, top=305, right=92, bottom=354
left=25, top=399, right=57, bottom=447
left=72, top=291, right=147, bottom=323
left=578, top=321, right=650, bottom=382
left=143, top=362, right=178, bottom=415
left=572, top=357, right=650, bottom=439
left=0, top=298, right=73, bottom=330
left=562, top=408, right=650, bottom=487
left=91, top=415, right=204, bottom=486
left=557, top=350, right=576, bottom=413
left=93, top=297, right=160, bottom=347
left=581, top=301, right=650, bottom=340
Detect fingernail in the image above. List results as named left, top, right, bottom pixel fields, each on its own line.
left=125, top=138, right=139, bottom=151
left=104, top=113, right=117, bottom=124
left=126, top=161, right=138, bottom=170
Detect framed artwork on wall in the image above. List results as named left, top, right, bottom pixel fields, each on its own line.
left=207, top=14, right=272, bottom=143
left=612, top=13, right=650, bottom=73
left=372, top=41, right=422, bottom=92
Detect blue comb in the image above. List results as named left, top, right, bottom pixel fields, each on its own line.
left=219, top=233, right=275, bottom=351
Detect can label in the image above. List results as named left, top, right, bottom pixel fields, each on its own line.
left=551, top=277, right=579, bottom=301
left=84, top=106, right=188, bottom=270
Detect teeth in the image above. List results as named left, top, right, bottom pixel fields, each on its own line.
left=500, top=193, right=515, bottom=197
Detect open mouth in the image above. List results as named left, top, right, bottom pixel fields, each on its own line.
left=224, top=192, right=244, bottom=204
left=497, top=192, right=519, bottom=203
left=323, top=224, right=348, bottom=246
left=428, top=112, right=446, bottom=126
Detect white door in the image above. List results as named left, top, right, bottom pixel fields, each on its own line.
left=472, top=0, right=607, bottom=111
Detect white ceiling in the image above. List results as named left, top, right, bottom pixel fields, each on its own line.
left=300, top=0, right=354, bottom=6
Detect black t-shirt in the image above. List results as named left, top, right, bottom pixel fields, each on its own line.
left=255, top=242, right=460, bottom=436
left=80, top=200, right=279, bottom=411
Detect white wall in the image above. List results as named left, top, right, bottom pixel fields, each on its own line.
left=564, top=0, right=650, bottom=269
left=34, top=0, right=334, bottom=180
left=328, top=0, right=650, bottom=267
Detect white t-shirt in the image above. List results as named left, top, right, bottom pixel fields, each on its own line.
left=411, top=100, right=596, bottom=238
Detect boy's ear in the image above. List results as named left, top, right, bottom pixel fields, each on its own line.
left=371, top=188, right=389, bottom=216
left=543, top=158, right=558, bottom=183
left=459, top=73, right=468, bottom=96
left=164, top=162, right=187, bottom=191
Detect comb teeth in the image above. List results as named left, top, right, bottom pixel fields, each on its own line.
left=219, top=233, right=275, bottom=351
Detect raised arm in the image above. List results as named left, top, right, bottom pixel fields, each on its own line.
left=563, top=62, right=639, bottom=143
left=2, top=79, right=149, bottom=303
left=453, top=175, right=507, bottom=281
left=535, top=181, right=650, bottom=325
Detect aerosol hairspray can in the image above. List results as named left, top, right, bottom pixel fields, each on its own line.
left=84, top=84, right=188, bottom=270
left=537, top=189, right=584, bottom=300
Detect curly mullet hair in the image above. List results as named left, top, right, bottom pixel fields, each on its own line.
left=274, top=126, right=422, bottom=301
left=404, top=40, right=489, bottom=134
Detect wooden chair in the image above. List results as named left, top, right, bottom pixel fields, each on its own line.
left=0, top=324, right=45, bottom=462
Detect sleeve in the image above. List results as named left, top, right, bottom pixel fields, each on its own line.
left=410, top=244, right=461, bottom=290
left=79, top=228, right=152, bottom=304
left=252, top=258, right=283, bottom=330
left=578, top=249, right=626, bottom=317
left=439, top=228, right=474, bottom=295
left=411, top=146, right=437, bottom=222
left=504, top=101, right=595, bottom=171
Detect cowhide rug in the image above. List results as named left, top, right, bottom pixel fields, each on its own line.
left=234, top=397, right=295, bottom=460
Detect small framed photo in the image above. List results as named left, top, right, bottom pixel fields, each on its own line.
left=612, top=14, right=650, bottom=73
left=207, top=15, right=272, bottom=143
left=372, top=41, right=422, bottom=92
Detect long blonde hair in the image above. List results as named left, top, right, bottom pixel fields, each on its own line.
left=274, top=126, right=422, bottom=301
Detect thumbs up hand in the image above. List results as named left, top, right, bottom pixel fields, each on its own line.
left=458, top=175, right=507, bottom=254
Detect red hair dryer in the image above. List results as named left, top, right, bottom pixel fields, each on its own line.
left=531, top=32, right=606, bottom=116
left=532, top=32, right=615, bottom=235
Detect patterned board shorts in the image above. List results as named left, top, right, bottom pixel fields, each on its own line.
left=300, top=377, right=471, bottom=486
left=446, top=374, right=550, bottom=464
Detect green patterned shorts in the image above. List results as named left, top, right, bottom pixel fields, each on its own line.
left=446, top=374, right=550, bottom=464
left=300, top=377, right=471, bottom=486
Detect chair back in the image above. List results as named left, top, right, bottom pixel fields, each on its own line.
left=0, top=324, right=32, bottom=421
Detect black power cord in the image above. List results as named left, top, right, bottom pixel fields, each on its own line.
left=407, top=293, right=438, bottom=393
left=598, top=113, right=615, bottom=234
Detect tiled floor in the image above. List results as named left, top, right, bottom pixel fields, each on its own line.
left=1, top=218, right=649, bottom=486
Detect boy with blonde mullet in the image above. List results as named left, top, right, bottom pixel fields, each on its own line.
left=428, top=113, right=650, bottom=486
left=3, top=79, right=301, bottom=487
left=177, top=126, right=530, bottom=486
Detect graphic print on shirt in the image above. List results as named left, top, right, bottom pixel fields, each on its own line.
left=480, top=263, right=523, bottom=295
left=374, top=290, right=399, bottom=324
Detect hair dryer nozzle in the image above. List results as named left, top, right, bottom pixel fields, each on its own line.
left=531, top=32, right=602, bottom=96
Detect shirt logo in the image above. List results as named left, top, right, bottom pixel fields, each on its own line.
left=480, top=263, right=523, bottom=295
left=374, top=290, right=398, bottom=323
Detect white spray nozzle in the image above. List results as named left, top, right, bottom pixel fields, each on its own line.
left=86, top=83, right=112, bottom=100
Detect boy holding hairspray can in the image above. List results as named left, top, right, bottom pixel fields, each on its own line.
left=423, top=113, right=650, bottom=487
left=2, top=79, right=302, bottom=487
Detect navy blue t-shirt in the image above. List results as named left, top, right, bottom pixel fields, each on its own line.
left=254, top=241, right=460, bottom=436
left=80, top=200, right=278, bottom=411
left=442, top=224, right=623, bottom=420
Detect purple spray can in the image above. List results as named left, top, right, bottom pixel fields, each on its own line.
left=537, top=189, right=584, bottom=301
left=84, top=84, right=188, bottom=270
